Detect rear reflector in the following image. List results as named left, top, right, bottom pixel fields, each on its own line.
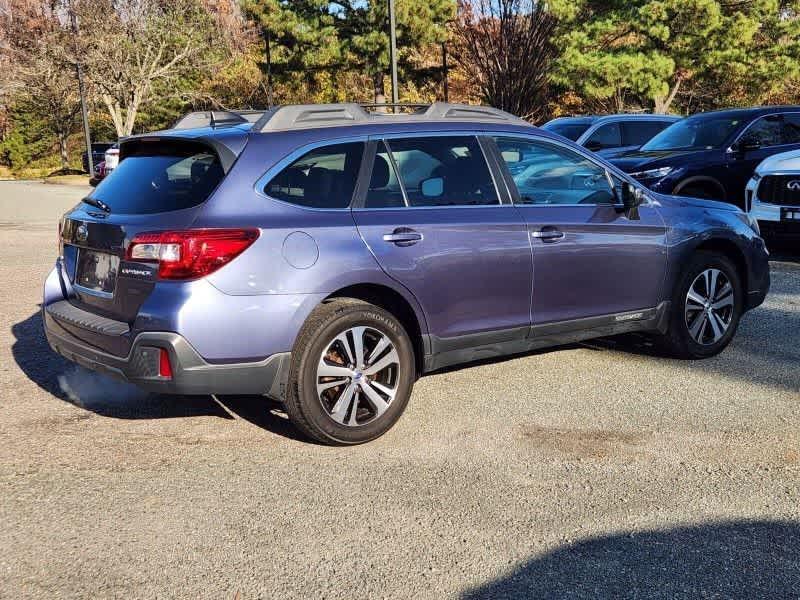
left=158, top=348, right=173, bottom=379
left=126, top=229, right=259, bottom=280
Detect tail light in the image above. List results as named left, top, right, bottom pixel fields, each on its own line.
left=126, top=229, right=259, bottom=280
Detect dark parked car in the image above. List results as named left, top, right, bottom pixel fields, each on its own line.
left=82, top=142, right=114, bottom=175
left=541, top=114, right=681, bottom=158
left=44, top=103, right=769, bottom=444
left=610, top=106, right=800, bottom=207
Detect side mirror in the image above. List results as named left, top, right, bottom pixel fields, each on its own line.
left=621, top=181, right=644, bottom=219
left=736, top=140, right=761, bottom=154
left=88, top=177, right=98, bottom=188
left=420, top=176, right=444, bottom=198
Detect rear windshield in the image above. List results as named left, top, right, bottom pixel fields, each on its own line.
left=541, top=121, right=592, bottom=141
left=87, top=142, right=224, bottom=214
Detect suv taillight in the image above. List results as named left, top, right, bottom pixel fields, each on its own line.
left=126, top=229, right=259, bottom=280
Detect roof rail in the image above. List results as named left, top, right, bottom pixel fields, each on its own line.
left=253, top=102, right=527, bottom=133
left=171, top=110, right=267, bottom=130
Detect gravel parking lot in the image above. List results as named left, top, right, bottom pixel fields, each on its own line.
left=1, top=181, right=798, bottom=598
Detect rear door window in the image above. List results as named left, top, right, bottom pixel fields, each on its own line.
left=365, top=136, right=498, bottom=208
left=739, top=116, right=784, bottom=148
left=89, top=142, right=224, bottom=214
left=782, top=114, right=800, bottom=144
left=265, top=142, right=365, bottom=209
left=621, top=121, right=672, bottom=146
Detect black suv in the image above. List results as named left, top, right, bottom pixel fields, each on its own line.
left=610, top=106, right=800, bottom=207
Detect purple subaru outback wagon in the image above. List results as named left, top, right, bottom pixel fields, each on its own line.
left=43, top=103, right=770, bottom=444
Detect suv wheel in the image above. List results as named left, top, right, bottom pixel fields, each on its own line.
left=658, top=251, right=743, bottom=359
left=283, top=298, right=415, bottom=445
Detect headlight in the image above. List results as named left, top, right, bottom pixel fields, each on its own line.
left=629, top=167, right=674, bottom=180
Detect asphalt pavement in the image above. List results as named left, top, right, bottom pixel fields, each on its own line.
left=0, top=181, right=798, bottom=598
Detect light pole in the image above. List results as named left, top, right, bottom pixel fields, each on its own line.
left=388, top=0, right=399, bottom=110
left=68, top=4, right=93, bottom=176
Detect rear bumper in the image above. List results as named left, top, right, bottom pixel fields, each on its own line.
left=43, top=306, right=290, bottom=397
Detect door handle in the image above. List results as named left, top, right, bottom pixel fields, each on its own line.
left=383, top=228, right=423, bottom=246
left=531, top=228, right=565, bottom=242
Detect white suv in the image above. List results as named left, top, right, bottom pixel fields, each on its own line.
left=104, top=144, right=120, bottom=175
left=746, top=148, right=800, bottom=237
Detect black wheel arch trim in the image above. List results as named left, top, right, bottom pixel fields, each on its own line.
left=672, top=176, right=727, bottom=201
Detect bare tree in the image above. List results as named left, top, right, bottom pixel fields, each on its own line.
left=1, top=0, right=81, bottom=170
left=76, top=0, right=220, bottom=137
left=452, top=0, right=557, bottom=121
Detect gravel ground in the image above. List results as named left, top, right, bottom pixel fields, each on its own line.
left=1, top=182, right=798, bottom=599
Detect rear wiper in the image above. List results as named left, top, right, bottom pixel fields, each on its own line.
left=81, top=196, right=111, bottom=213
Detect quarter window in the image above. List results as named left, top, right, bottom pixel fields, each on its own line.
left=365, top=136, right=499, bottom=208
left=264, top=142, right=364, bottom=209
left=494, top=137, right=616, bottom=205
left=586, top=123, right=621, bottom=150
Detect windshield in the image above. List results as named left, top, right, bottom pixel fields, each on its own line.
left=542, top=121, right=592, bottom=142
left=641, top=115, right=745, bottom=151
left=88, top=143, right=224, bottom=214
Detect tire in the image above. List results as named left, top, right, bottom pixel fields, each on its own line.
left=283, top=298, right=415, bottom=445
left=657, top=251, right=744, bottom=359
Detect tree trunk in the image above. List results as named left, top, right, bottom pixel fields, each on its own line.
left=123, top=89, right=143, bottom=137
left=102, top=94, right=126, bottom=138
left=654, top=77, right=683, bottom=114
left=57, top=130, right=70, bottom=171
left=373, top=73, right=386, bottom=111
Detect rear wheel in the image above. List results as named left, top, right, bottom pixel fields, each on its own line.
left=657, top=251, right=743, bottom=359
left=283, top=298, right=415, bottom=445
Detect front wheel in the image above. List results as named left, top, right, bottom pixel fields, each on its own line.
left=283, top=298, right=415, bottom=445
left=657, top=251, right=744, bottom=359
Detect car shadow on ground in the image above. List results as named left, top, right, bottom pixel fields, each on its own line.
left=461, top=520, right=800, bottom=599
left=10, top=310, right=308, bottom=441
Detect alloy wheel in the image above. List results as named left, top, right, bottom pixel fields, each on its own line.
left=316, top=326, right=400, bottom=427
left=684, top=268, right=735, bottom=345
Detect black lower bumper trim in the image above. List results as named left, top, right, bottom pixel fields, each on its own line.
left=43, top=309, right=290, bottom=398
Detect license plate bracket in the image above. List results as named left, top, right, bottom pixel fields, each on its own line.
left=76, top=249, right=119, bottom=295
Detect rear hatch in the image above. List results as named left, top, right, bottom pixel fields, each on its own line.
left=57, top=134, right=242, bottom=354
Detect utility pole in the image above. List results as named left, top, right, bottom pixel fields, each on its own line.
left=69, top=5, right=93, bottom=176
left=441, top=42, right=449, bottom=102
left=388, top=0, right=399, bottom=111
left=263, top=27, right=274, bottom=107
